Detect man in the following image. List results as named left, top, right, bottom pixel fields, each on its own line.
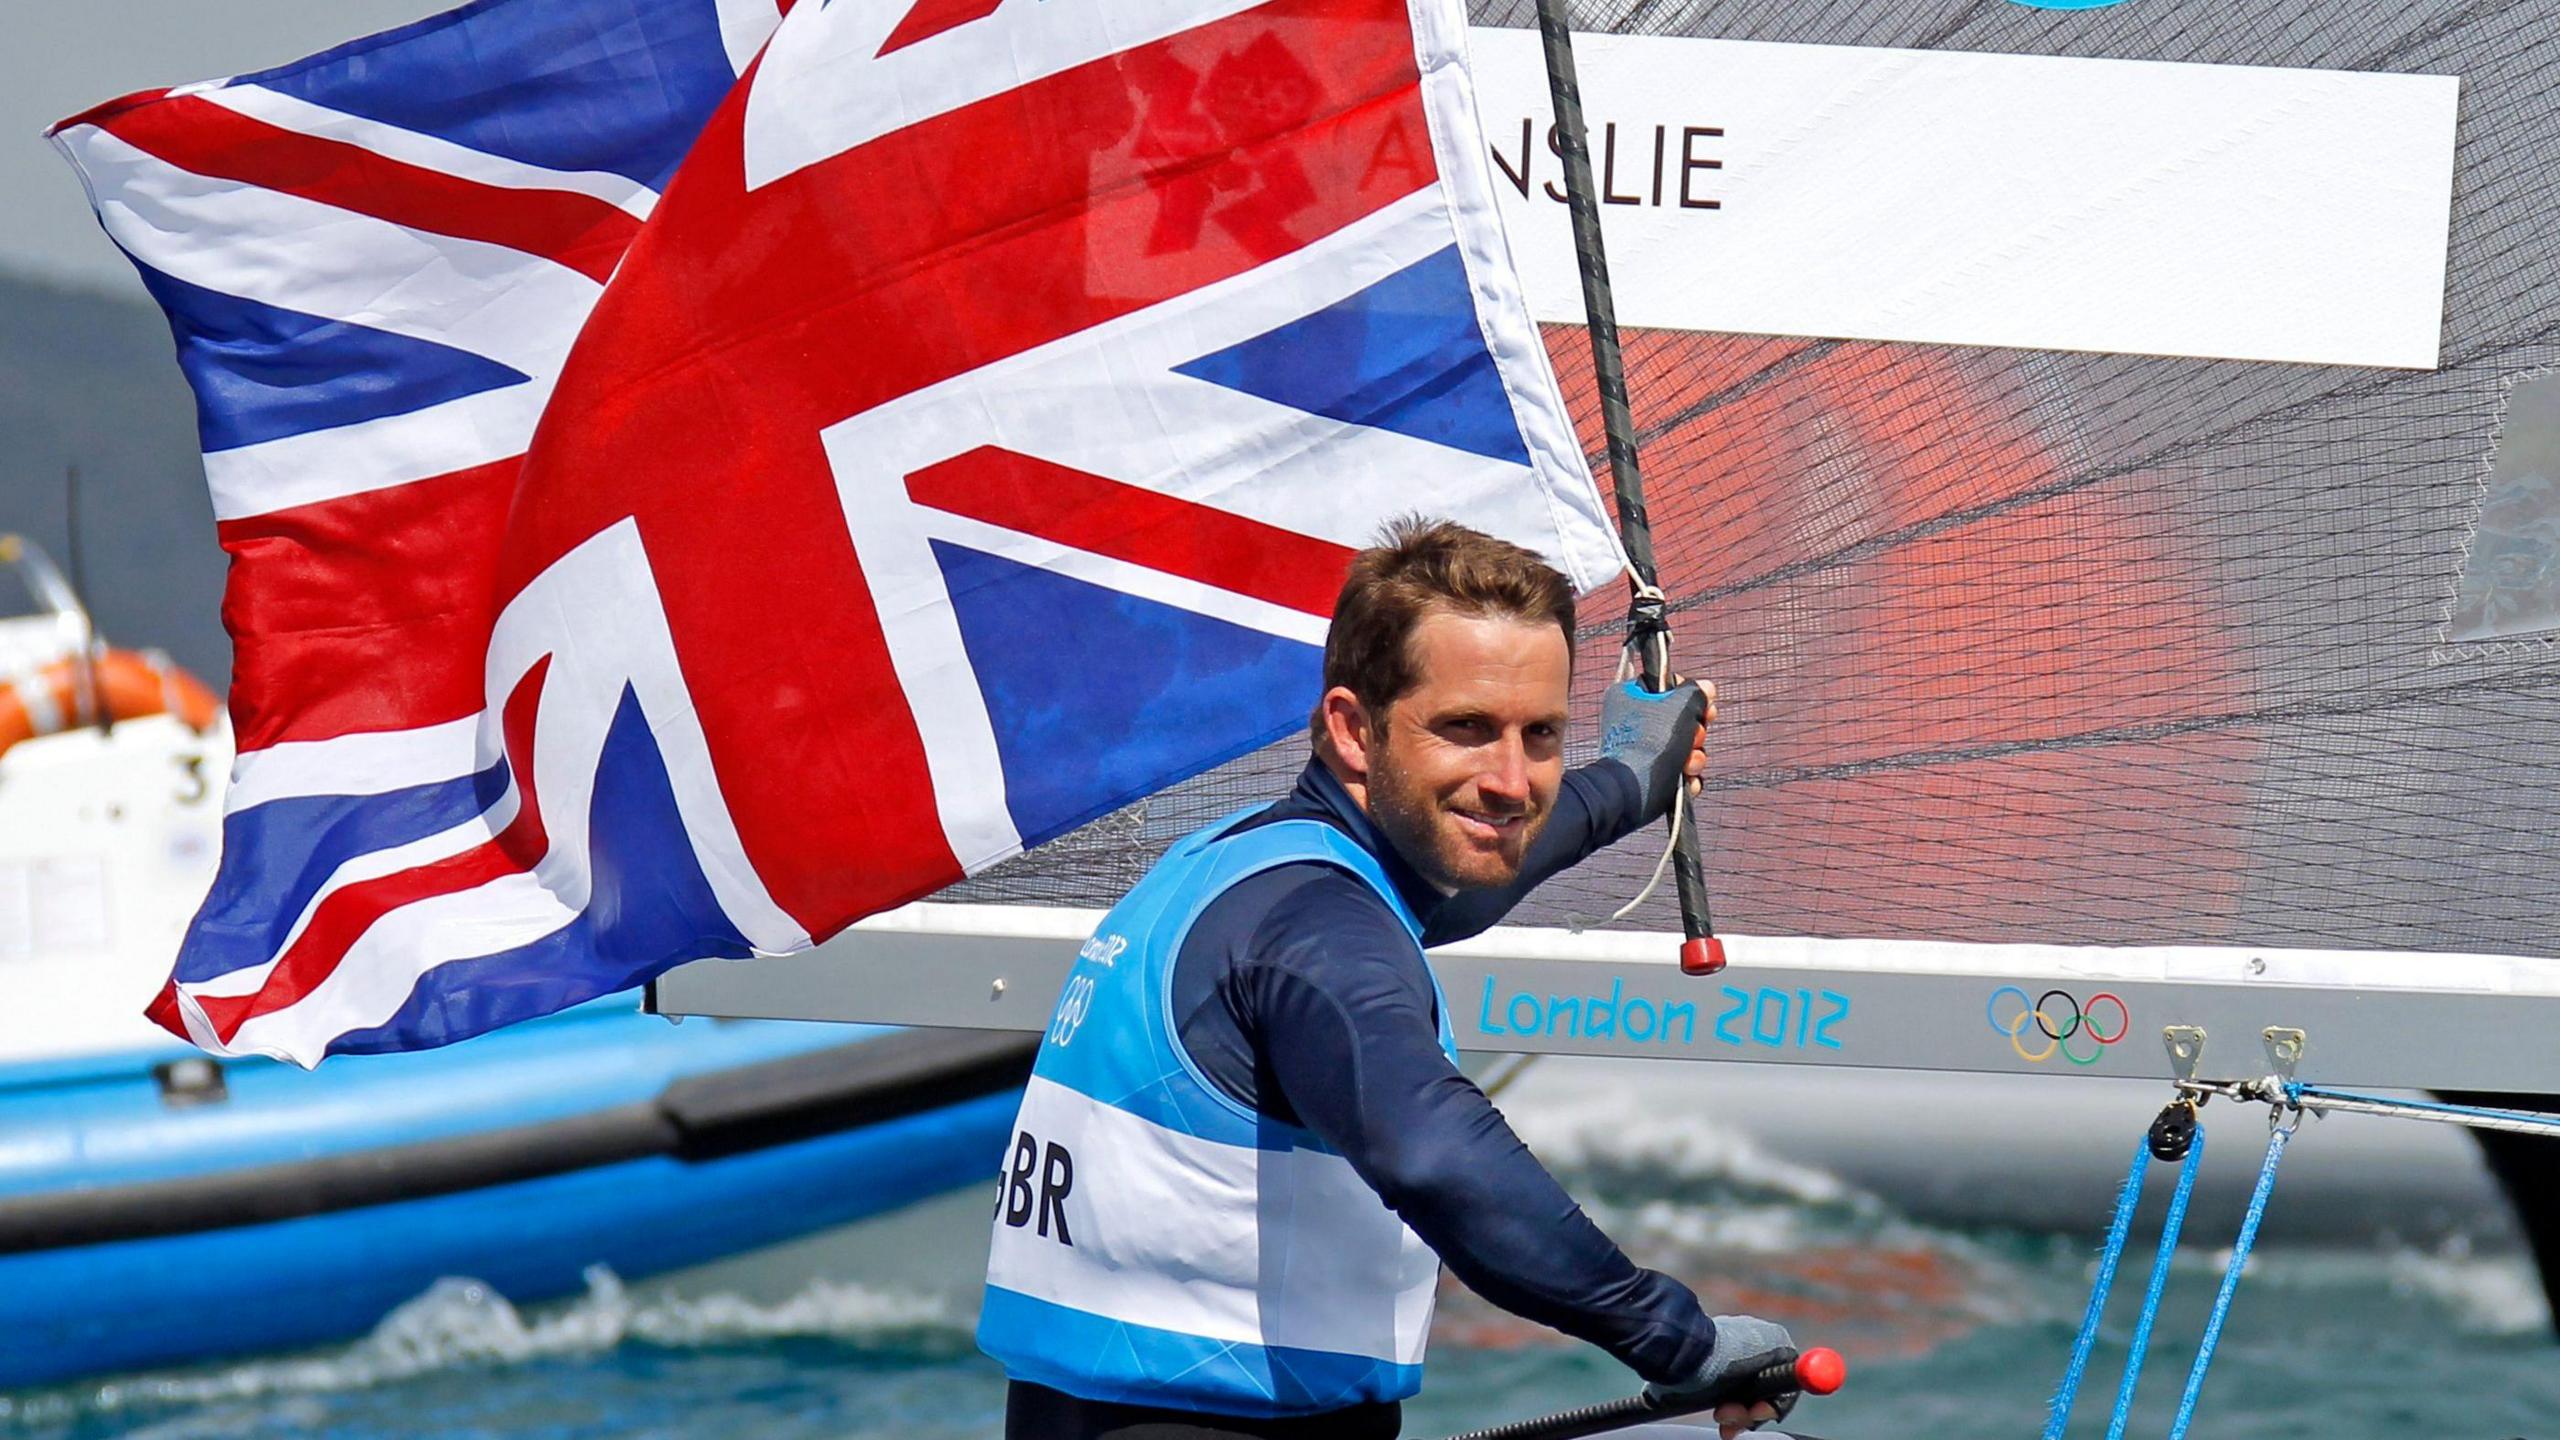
left=981, top=519, right=1797, bottom=1439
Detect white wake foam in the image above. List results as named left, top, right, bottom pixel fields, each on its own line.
left=2259, top=1234, right=2560, bottom=1336
left=0, top=1267, right=963, bottom=1428
left=1504, top=1079, right=1858, bottom=1209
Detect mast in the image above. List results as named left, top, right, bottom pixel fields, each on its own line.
left=1527, top=0, right=1723, bottom=977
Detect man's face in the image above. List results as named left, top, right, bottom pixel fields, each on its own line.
left=1353, top=610, right=1570, bottom=892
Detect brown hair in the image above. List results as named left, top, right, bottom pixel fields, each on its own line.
left=1316, top=517, right=1575, bottom=738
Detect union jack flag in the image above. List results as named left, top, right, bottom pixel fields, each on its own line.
left=52, top=0, right=1622, bottom=1065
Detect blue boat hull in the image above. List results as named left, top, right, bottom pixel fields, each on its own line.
left=0, top=1009, right=1020, bottom=1388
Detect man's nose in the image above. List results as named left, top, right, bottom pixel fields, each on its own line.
left=1478, top=737, right=1531, bottom=808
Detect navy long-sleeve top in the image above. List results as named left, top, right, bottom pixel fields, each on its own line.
left=1166, top=758, right=1718, bottom=1384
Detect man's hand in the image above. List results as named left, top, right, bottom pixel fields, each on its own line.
left=1598, top=677, right=1716, bottom=823
left=1644, top=1314, right=1798, bottom=1439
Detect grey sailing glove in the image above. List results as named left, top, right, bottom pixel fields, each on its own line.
left=1598, top=678, right=1708, bottom=823
left=1644, top=1313, right=1799, bottom=1426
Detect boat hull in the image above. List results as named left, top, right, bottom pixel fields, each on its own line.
left=0, top=1009, right=1022, bottom=1388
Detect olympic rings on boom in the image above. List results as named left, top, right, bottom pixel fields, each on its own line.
left=1987, top=986, right=2129, bottom=1066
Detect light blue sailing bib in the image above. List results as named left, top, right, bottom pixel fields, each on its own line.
left=978, top=810, right=1458, bottom=1416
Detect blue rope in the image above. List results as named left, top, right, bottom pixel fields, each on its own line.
left=2165, top=1124, right=2292, bottom=1440
left=2042, top=1134, right=2150, bottom=1440
left=2103, top=1124, right=2205, bottom=1440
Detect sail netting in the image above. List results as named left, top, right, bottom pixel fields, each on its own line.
left=954, top=0, right=2560, bottom=961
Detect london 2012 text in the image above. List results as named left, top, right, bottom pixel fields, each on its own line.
left=1474, top=976, right=1849, bottom=1052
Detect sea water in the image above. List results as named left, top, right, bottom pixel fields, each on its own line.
left=5, top=1114, right=2553, bottom=1439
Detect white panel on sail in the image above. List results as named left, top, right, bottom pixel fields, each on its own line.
left=1470, top=32, right=2459, bottom=369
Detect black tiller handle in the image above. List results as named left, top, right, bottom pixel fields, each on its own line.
left=1437, top=1350, right=1834, bottom=1440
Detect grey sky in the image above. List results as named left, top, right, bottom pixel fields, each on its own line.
left=4, top=0, right=453, bottom=294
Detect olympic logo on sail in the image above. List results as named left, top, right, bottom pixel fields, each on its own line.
left=1986, top=986, right=2129, bottom=1066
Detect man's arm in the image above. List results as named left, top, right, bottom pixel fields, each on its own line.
left=1234, top=875, right=1718, bottom=1383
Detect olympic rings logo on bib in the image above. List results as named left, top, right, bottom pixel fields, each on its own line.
left=1987, top=986, right=2129, bottom=1066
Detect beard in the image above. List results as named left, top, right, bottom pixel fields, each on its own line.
left=1364, top=741, right=1550, bottom=893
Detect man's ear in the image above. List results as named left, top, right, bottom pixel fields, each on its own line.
left=1318, top=686, right=1374, bottom=780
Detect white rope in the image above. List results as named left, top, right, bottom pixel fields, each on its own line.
left=2293, top=1088, right=2560, bottom=1141
left=1618, top=575, right=1673, bottom=690
left=1562, top=579, right=1688, bottom=934
left=1590, top=786, right=1684, bottom=928
left=2178, top=1079, right=2560, bottom=1142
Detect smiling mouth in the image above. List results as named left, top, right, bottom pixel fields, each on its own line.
left=1452, top=810, right=1528, bottom=842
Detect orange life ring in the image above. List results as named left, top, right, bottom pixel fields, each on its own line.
left=0, top=648, right=221, bottom=755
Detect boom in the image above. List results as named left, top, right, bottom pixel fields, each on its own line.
left=649, top=905, right=2560, bottom=1093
